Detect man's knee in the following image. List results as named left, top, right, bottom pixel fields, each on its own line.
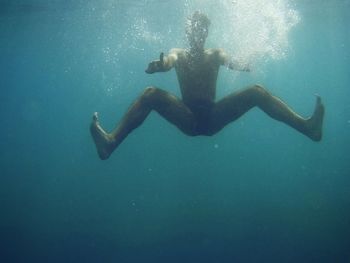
left=141, top=86, right=162, bottom=104
left=143, top=86, right=159, bottom=97
left=251, top=84, right=267, bottom=93
left=249, top=84, right=270, bottom=101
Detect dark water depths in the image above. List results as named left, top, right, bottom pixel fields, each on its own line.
left=0, top=0, right=349, bottom=262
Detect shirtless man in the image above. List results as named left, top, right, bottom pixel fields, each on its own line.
left=90, top=11, right=324, bottom=160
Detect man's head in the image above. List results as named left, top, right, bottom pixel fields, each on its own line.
left=186, top=11, right=211, bottom=51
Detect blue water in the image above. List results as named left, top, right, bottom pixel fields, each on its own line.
left=1, top=1, right=349, bottom=262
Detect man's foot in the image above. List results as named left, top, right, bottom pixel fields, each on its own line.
left=90, top=112, right=115, bottom=160
left=306, top=95, right=325, bottom=141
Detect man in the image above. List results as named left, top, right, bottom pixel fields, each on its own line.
left=90, top=11, right=324, bottom=160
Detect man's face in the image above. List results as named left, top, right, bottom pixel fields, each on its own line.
left=188, top=24, right=208, bottom=50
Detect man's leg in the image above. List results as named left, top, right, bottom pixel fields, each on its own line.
left=209, top=85, right=324, bottom=140
left=90, top=87, right=196, bottom=159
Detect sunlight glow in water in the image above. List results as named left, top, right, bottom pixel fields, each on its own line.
left=184, top=0, right=300, bottom=65
left=108, top=0, right=300, bottom=69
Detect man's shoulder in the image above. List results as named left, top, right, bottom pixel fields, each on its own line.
left=205, top=49, right=226, bottom=64
left=205, top=48, right=224, bottom=55
left=169, top=48, right=186, bottom=54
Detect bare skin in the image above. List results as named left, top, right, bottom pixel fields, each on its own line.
left=90, top=12, right=324, bottom=160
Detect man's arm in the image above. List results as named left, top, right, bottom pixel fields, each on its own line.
left=145, top=49, right=179, bottom=74
left=217, top=49, right=250, bottom=72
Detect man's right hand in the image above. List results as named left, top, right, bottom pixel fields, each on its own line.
left=145, top=52, right=165, bottom=74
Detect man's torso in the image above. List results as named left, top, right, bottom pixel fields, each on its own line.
left=173, top=48, right=221, bottom=108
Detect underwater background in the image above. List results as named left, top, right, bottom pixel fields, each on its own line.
left=0, top=0, right=349, bottom=262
